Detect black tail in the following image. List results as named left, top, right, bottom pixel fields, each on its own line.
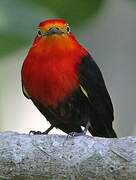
left=89, top=120, right=117, bottom=138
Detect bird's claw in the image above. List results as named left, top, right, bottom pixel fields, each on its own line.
left=67, top=131, right=85, bottom=138
left=29, top=130, right=46, bottom=135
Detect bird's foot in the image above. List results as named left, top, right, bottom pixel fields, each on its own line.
left=29, top=130, right=48, bottom=135
left=67, top=131, right=86, bottom=138
left=29, top=125, right=54, bottom=135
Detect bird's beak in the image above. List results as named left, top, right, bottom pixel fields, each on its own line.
left=47, top=27, right=63, bottom=36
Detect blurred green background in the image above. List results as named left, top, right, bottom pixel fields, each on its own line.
left=0, top=0, right=136, bottom=137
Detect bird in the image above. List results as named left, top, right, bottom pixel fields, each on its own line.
left=21, top=18, right=117, bottom=138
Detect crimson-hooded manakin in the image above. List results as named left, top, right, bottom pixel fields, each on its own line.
left=21, top=19, right=117, bottom=138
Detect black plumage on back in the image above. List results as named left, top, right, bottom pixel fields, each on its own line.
left=79, top=54, right=117, bottom=137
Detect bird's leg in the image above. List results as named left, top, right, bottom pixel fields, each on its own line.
left=42, top=125, right=54, bottom=134
left=83, top=121, right=91, bottom=134
left=29, top=125, right=54, bottom=135
left=67, top=121, right=91, bottom=137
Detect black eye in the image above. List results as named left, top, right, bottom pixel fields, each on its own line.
left=38, top=30, right=42, bottom=36
left=66, top=26, right=70, bottom=32
left=37, top=29, right=46, bottom=36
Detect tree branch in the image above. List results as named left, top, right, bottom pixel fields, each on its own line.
left=0, top=132, right=136, bottom=180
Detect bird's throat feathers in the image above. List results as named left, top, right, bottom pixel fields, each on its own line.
left=32, top=33, right=86, bottom=56
left=22, top=33, right=88, bottom=106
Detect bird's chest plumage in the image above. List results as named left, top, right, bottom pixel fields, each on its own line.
left=22, top=49, right=81, bottom=106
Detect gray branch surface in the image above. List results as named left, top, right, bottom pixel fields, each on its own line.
left=0, top=132, right=136, bottom=180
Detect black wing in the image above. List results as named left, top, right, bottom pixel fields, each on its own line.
left=79, top=54, right=117, bottom=137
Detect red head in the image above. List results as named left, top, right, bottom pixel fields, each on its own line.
left=38, top=18, right=69, bottom=33
left=32, top=18, right=85, bottom=51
